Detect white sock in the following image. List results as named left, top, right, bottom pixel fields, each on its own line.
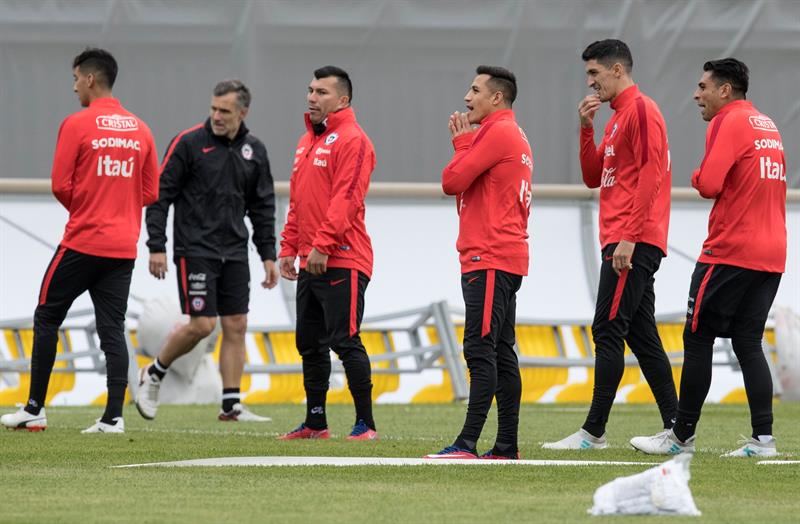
left=756, top=435, right=773, bottom=443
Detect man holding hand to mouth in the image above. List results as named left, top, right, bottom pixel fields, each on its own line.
left=277, top=66, right=378, bottom=441
left=543, top=39, right=677, bottom=450
left=426, top=65, right=532, bottom=460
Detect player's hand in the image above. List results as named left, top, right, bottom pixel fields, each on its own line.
left=306, top=248, right=329, bottom=276
left=278, top=256, right=298, bottom=281
left=578, top=94, right=602, bottom=128
left=149, top=252, right=168, bottom=279
left=612, top=240, right=635, bottom=276
left=262, top=259, right=279, bottom=289
left=448, top=112, right=475, bottom=139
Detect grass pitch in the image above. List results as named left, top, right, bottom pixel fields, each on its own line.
left=1, top=402, right=798, bottom=523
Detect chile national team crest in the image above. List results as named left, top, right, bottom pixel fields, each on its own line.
left=191, top=297, right=205, bottom=312
left=325, top=132, right=339, bottom=145
left=241, top=143, right=253, bottom=160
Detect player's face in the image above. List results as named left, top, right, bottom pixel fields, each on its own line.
left=464, top=74, right=496, bottom=124
left=584, top=59, right=618, bottom=103
left=307, top=76, right=349, bottom=125
left=210, top=92, right=247, bottom=139
left=72, top=67, right=91, bottom=108
left=693, top=71, right=725, bottom=122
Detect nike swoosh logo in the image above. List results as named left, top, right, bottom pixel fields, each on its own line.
left=468, top=276, right=480, bottom=284
left=202, top=146, right=216, bottom=154
left=330, top=279, right=346, bottom=286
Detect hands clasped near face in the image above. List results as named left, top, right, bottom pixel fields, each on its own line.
left=448, top=112, right=476, bottom=139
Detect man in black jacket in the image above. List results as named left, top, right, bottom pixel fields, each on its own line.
left=137, top=79, right=278, bottom=422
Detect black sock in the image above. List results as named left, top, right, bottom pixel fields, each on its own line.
left=351, top=388, right=375, bottom=430
left=492, top=441, right=517, bottom=456
left=222, top=388, right=240, bottom=413
left=673, top=421, right=695, bottom=443
left=453, top=437, right=477, bottom=452
left=581, top=424, right=605, bottom=439
left=305, top=389, right=328, bottom=430
left=100, top=383, right=126, bottom=424
left=24, top=399, right=42, bottom=416
left=149, top=358, right=169, bottom=380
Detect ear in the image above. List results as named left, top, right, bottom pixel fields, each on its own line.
left=337, top=94, right=351, bottom=110
left=719, top=83, right=732, bottom=100
left=85, top=72, right=95, bottom=88
left=613, top=62, right=624, bottom=78
left=239, top=106, right=249, bottom=119
left=492, top=91, right=505, bottom=107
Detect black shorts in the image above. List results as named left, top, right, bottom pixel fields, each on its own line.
left=174, top=257, right=250, bottom=317
left=686, top=262, right=781, bottom=338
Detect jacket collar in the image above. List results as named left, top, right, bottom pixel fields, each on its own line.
left=304, top=106, right=357, bottom=135
left=204, top=118, right=250, bottom=144
left=88, top=97, right=121, bottom=108
left=610, top=84, right=640, bottom=111
left=479, top=108, right=516, bottom=125
left=716, top=99, right=753, bottom=117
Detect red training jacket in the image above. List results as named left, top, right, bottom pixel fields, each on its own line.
left=692, top=100, right=787, bottom=273
left=52, top=97, right=159, bottom=259
left=442, top=109, right=533, bottom=276
left=580, top=84, right=671, bottom=255
left=279, top=107, right=375, bottom=278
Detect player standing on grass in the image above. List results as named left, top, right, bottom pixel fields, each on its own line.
left=1, top=48, right=159, bottom=433
left=631, top=58, right=787, bottom=457
left=426, top=65, right=532, bottom=460
left=277, top=66, right=378, bottom=441
left=543, top=39, right=678, bottom=450
left=136, top=79, right=277, bottom=423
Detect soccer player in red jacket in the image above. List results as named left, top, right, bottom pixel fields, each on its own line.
left=631, top=59, right=787, bottom=457
left=543, top=40, right=678, bottom=450
left=426, top=66, right=532, bottom=459
left=277, top=66, right=378, bottom=441
left=1, top=48, right=159, bottom=433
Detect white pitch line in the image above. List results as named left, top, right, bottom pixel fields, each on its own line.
left=114, top=456, right=658, bottom=468
left=756, top=460, right=800, bottom=465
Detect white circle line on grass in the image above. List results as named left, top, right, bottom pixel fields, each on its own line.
left=113, top=456, right=659, bottom=468
left=756, top=460, right=800, bottom=465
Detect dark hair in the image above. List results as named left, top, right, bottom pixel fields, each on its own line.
left=314, top=66, right=353, bottom=102
left=703, top=58, right=749, bottom=97
left=475, top=65, right=517, bottom=106
left=72, top=47, right=118, bottom=89
left=213, top=79, right=252, bottom=108
left=581, top=39, right=633, bottom=73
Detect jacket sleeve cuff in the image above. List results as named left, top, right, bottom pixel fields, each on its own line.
left=452, top=133, right=474, bottom=150
left=258, top=244, right=277, bottom=262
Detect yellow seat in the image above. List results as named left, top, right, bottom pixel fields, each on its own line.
left=555, top=326, right=642, bottom=403
left=245, top=331, right=306, bottom=404
left=411, top=326, right=464, bottom=403
left=517, top=325, right=569, bottom=403
left=327, top=330, right=401, bottom=403
left=626, top=323, right=683, bottom=403
left=0, top=328, right=76, bottom=406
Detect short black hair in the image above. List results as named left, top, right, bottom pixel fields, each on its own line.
left=475, top=65, right=517, bottom=106
left=314, top=66, right=353, bottom=102
left=213, top=79, right=252, bottom=108
left=72, top=47, right=118, bottom=89
left=703, top=58, right=749, bottom=98
left=581, top=39, right=633, bottom=73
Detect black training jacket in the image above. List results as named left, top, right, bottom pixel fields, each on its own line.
left=146, top=119, right=276, bottom=262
